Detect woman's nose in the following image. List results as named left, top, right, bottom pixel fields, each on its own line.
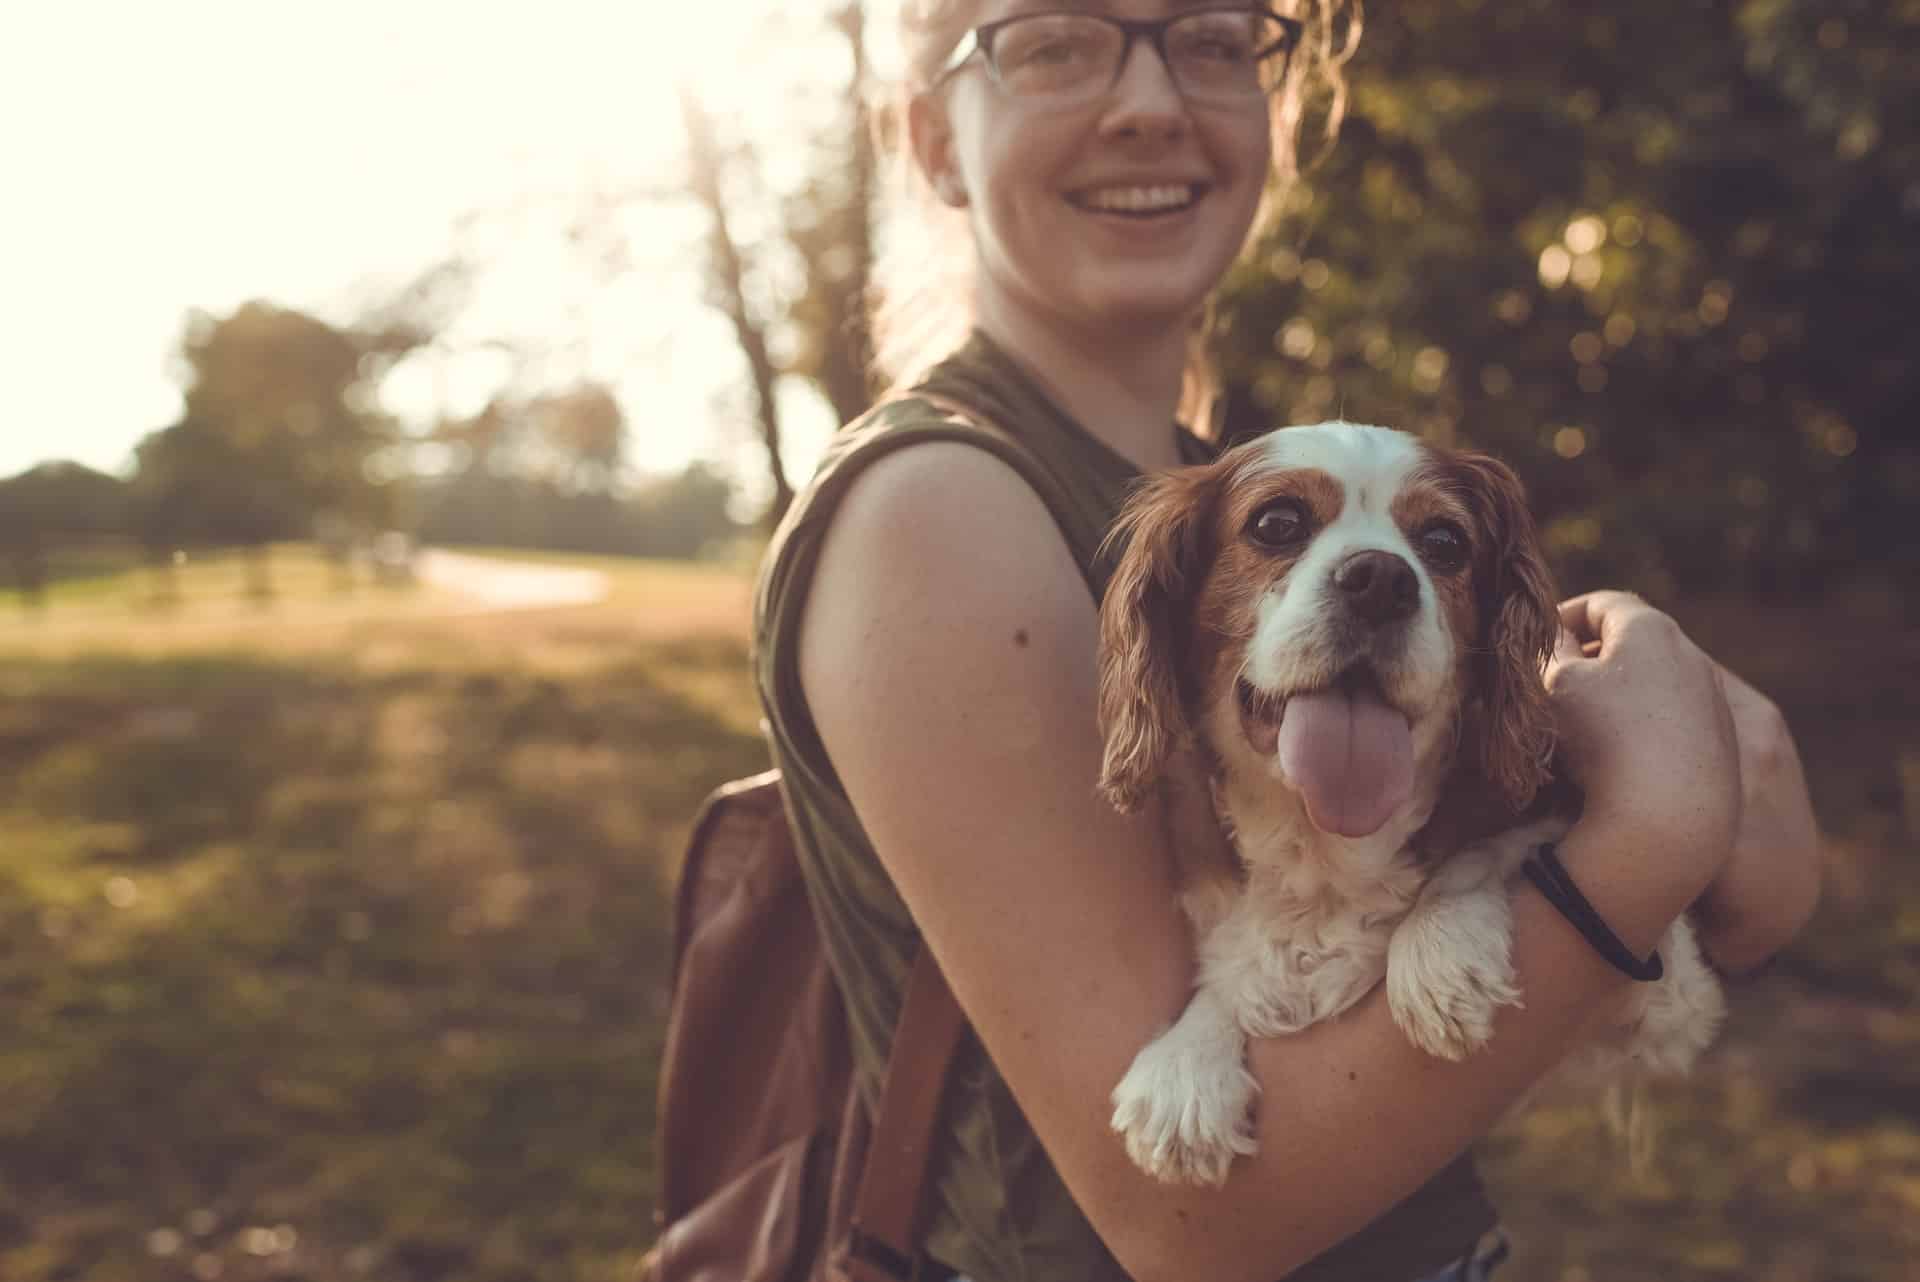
left=1100, top=38, right=1190, bottom=138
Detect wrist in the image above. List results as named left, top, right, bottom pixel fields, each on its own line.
left=1523, top=844, right=1664, bottom=983
left=1546, top=811, right=1700, bottom=962
left=1575, top=752, right=1742, bottom=878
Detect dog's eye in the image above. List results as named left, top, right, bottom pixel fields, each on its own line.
left=1248, top=499, right=1310, bottom=548
left=1416, top=521, right=1470, bottom=572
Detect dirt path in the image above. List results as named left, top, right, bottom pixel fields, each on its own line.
left=413, top=550, right=611, bottom=612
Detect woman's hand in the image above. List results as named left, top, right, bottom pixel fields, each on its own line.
left=1545, top=592, right=1743, bottom=909
left=1690, top=662, right=1822, bottom=975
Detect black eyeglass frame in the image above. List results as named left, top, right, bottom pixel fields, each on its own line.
left=932, top=6, right=1305, bottom=101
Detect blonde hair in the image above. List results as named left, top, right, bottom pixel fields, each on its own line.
left=868, top=0, right=1362, bottom=429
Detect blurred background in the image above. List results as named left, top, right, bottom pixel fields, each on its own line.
left=1, top=1, right=1913, bottom=1279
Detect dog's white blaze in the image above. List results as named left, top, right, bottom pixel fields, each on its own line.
left=1239, top=423, right=1452, bottom=706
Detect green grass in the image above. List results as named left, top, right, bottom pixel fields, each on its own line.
left=0, top=556, right=767, bottom=1282
left=0, top=545, right=465, bottom=652
left=0, top=555, right=1913, bottom=1281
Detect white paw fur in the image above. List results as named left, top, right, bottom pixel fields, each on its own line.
left=1386, top=883, right=1523, bottom=1060
left=1110, top=991, right=1257, bottom=1186
left=1562, top=916, right=1727, bottom=1084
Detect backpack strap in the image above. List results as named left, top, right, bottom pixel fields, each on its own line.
left=840, top=954, right=967, bottom=1282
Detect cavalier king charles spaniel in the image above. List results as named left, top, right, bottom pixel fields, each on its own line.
left=1098, top=421, right=1724, bottom=1186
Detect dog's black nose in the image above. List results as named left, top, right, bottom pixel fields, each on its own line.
left=1334, top=550, right=1419, bottom=625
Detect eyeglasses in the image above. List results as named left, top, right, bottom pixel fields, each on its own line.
left=933, top=6, right=1303, bottom=108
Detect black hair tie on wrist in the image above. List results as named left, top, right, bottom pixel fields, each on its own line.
left=1522, top=843, right=1664, bottom=982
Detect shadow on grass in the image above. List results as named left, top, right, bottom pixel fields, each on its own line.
left=3, top=594, right=1916, bottom=1282
left=0, top=639, right=768, bottom=1282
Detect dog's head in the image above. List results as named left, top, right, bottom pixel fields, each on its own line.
left=1097, top=422, right=1558, bottom=845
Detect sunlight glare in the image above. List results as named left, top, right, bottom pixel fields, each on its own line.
left=4, top=0, right=850, bottom=492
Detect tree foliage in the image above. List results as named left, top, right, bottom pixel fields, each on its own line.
left=674, top=0, right=1909, bottom=594
left=132, top=302, right=406, bottom=553
left=1213, top=0, right=1916, bottom=599
left=413, top=463, right=738, bottom=560
left=0, top=462, right=128, bottom=540
left=0, top=462, right=130, bottom=601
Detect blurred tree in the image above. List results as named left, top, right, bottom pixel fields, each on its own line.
left=783, top=3, right=879, bottom=427
left=531, top=383, right=626, bottom=492
left=132, top=415, right=291, bottom=596
left=679, top=1, right=876, bottom=525
left=0, top=462, right=129, bottom=606
left=132, top=301, right=421, bottom=591
left=431, top=396, right=523, bottom=477
left=628, top=462, right=742, bottom=559
left=425, top=378, right=622, bottom=491
left=412, top=459, right=738, bottom=560
left=410, top=370, right=738, bottom=558
left=681, top=87, right=796, bottom=526
left=1212, top=0, right=1916, bottom=600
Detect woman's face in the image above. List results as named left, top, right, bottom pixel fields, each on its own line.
left=923, top=0, right=1275, bottom=341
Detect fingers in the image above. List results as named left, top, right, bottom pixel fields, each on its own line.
left=1555, top=589, right=1648, bottom=649
left=1714, top=661, right=1806, bottom=780
left=1551, top=623, right=1583, bottom=664
left=1715, top=660, right=1780, bottom=727
left=1693, top=660, right=1823, bottom=974
left=1550, top=591, right=1653, bottom=686
left=1544, top=625, right=1603, bottom=692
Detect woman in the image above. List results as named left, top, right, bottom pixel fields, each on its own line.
left=752, top=3, right=1821, bottom=1279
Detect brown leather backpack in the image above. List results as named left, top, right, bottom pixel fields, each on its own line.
left=644, top=769, right=967, bottom=1282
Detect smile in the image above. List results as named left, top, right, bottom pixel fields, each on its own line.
left=1069, top=184, right=1203, bottom=216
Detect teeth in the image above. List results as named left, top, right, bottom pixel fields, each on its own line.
left=1080, top=184, right=1197, bottom=213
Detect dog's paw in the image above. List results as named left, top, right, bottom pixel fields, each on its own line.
left=1387, top=893, right=1522, bottom=1061
left=1625, top=920, right=1727, bottom=1076
left=1110, top=1026, right=1257, bottom=1186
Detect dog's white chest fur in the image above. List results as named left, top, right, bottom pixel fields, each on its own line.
left=1112, top=809, right=1724, bottom=1187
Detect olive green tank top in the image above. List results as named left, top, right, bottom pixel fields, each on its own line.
left=752, top=331, right=1496, bottom=1282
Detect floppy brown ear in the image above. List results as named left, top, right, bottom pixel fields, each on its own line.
left=1451, top=451, right=1560, bottom=813
left=1096, top=465, right=1220, bottom=813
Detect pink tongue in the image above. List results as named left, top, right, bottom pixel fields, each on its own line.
left=1277, top=687, right=1414, bottom=837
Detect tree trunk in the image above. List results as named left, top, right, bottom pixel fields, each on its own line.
left=816, top=1, right=879, bottom=426
left=243, top=543, right=274, bottom=602
left=681, top=89, right=796, bottom=528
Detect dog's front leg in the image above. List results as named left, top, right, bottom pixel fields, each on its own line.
left=1386, top=857, right=1523, bottom=1061
left=1627, top=919, right=1726, bottom=1074
left=1562, top=916, right=1727, bottom=1083
left=1110, top=981, right=1258, bottom=1187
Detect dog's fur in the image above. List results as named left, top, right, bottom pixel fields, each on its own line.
left=1097, top=422, right=1724, bottom=1186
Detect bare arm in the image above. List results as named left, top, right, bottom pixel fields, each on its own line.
left=800, top=449, right=1733, bottom=1282
left=1694, top=661, right=1822, bottom=972
left=1554, top=593, right=1823, bottom=974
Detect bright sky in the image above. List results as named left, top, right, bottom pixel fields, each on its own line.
left=1, top=0, right=846, bottom=502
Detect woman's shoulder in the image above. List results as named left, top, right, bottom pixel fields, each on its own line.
left=755, top=397, right=1093, bottom=683
left=810, top=390, right=1027, bottom=486
left=776, top=389, right=1080, bottom=579
left=812, top=430, right=1090, bottom=617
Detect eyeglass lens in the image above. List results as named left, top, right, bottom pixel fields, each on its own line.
left=989, top=10, right=1292, bottom=102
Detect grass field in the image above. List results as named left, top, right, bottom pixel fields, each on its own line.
left=0, top=551, right=1913, bottom=1281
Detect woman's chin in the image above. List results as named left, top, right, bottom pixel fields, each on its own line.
left=1075, top=249, right=1241, bottom=327
left=1073, top=277, right=1215, bottom=333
